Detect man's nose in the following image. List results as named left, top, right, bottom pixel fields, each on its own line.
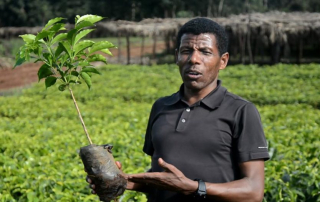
left=188, top=50, right=201, bottom=64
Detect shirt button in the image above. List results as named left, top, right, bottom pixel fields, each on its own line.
left=186, top=108, right=190, bottom=112
left=181, top=119, right=186, bottom=123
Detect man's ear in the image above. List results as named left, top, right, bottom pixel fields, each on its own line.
left=175, top=49, right=178, bottom=64
left=219, top=52, right=229, bottom=70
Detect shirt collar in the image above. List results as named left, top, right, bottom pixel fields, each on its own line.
left=164, top=80, right=227, bottom=109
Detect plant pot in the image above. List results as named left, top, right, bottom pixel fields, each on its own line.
left=80, top=144, right=127, bottom=202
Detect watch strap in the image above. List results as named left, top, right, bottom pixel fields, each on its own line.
left=193, top=179, right=206, bottom=200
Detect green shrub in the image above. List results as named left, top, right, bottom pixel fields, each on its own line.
left=0, top=64, right=319, bottom=201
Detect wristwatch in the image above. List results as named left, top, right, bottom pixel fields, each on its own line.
left=193, top=179, right=206, bottom=200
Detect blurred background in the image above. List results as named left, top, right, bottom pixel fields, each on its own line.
left=0, top=1, right=319, bottom=202
left=1, top=0, right=320, bottom=25
left=1, top=0, right=320, bottom=91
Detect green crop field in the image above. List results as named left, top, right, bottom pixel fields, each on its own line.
left=0, top=64, right=319, bottom=202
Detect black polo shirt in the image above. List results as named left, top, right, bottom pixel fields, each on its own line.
left=143, top=80, right=269, bottom=202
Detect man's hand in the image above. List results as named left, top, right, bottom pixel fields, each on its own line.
left=128, top=158, right=198, bottom=195
left=128, top=159, right=265, bottom=202
left=85, top=161, right=147, bottom=194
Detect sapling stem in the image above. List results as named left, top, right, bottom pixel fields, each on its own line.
left=68, top=86, right=93, bottom=145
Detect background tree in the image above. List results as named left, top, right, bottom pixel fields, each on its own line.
left=1, top=0, right=320, bottom=27
left=48, top=0, right=90, bottom=23
left=0, top=0, right=27, bottom=27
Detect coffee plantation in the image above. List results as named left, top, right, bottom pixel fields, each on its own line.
left=0, top=63, right=319, bottom=201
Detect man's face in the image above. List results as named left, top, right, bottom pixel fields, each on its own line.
left=175, top=33, right=228, bottom=93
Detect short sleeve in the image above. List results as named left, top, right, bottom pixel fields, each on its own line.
left=143, top=102, right=157, bottom=156
left=234, top=103, right=270, bottom=162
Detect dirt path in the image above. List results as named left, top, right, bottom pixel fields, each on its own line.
left=0, top=42, right=167, bottom=92
left=0, top=63, right=40, bottom=92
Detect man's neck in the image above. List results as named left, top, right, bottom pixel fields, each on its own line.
left=183, top=81, right=218, bottom=106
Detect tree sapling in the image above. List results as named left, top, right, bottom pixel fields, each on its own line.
left=14, top=15, right=127, bottom=202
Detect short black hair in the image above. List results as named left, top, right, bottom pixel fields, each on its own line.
left=176, top=18, right=228, bottom=56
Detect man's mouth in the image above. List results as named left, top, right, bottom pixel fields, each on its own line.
left=186, top=70, right=202, bottom=79
left=188, top=71, right=200, bottom=75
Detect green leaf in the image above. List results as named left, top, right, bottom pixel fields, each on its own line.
left=67, top=29, right=78, bottom=45
left=80, top=72, right=92, bottom=89
left=16, top=46, right=27, bottom=58
left=31, top=45, right=42, bottom=57
left=48, top=23, right=66, bottom=33
left=89, top=41, right=116, bottom=54
left=44, top=17, right=65, bottom=30
left=37, top=46, right=43, bottom=56
left=60, top=41, right=72, bottom=58
left=71, top=71, right=79, bottom=77
left=35, top=30, right=51, bottom=41
left=100, top=48, right=113, bottom=56
left=76, top=15, right=104, bottom=25
left=69, top=80, right=81, bottom=84
left=81, top=67, right=101, bottom=75
left=75, top=21, right=94, bottom=30
left=66, top=63, right=75, bottom=70
left=13, top=56, right=25, bottom=69
left=59, top=54, right=69, bottom=67
left=74, top=29, right=94, bottom=45
left=78, top=60, right=90, bottom=67
left=48, top=32, right=55, bottom=41
left=19, top=34, right=36, bottom=43
left=32, top=46, right=40, bottom=55
left=45, top=76, right=57, bottom=88
left=73, top=40, right=94, bottom=56
left=57, top=68, right=65, bottom=77
left=58, top=84, right=67, bottom=91
left=43, top=53, right=52, bottom=65
left=38, top=39, right=46, bottom=44
left=87, top=54, right=107, bottom=64
left=34, top=58, right=42, bottom=63
left=15, top=45, right=31, bottom=62
left=23, top=49, right=30, bottom=61
left=66, top=74, right=77, bottom=82
left=27, top=192, right=39, bottom=202
left=75, top=15, right=80, bottom=24
left=51, top=33, right=67, bottom=45
left=55, top=42, right=65, bottom=58
left=38, top=64, right=54, bottom=81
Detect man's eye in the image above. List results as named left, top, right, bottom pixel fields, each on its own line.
left=181, top=50, right=190, bottom=54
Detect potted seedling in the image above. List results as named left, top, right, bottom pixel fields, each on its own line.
left=14, top=15, right=127, bottom=202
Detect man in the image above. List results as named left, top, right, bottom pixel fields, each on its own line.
left=87, top=17, right=269, bottom=202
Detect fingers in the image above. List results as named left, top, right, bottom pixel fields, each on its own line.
left=86, top=176, right=96, bottom=194
left=128, top=174, right=156, bottom=185
left=158, top=158, right=166, bottom=166
left=158, top=158, right=174, bottom=172
left=86, top=176, right=92, bottom=184
left=128, top=173, right=152, bottom=181
left=116, top=161, right=122, bottom=170
left=129, top=172, right=164, bottom=182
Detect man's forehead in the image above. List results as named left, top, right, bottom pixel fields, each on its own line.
left=180, top=33, right=217, bottom=46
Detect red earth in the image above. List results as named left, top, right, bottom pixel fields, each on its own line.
left=0, top=42, right=167, bottom=92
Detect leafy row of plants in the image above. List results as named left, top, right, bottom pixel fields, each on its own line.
left=0, top=64, right=319, bottom=201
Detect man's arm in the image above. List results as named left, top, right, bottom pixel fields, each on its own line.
left=128, top=158, right=265, bottom=202
left=205, top=160, right=265, bottom=201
